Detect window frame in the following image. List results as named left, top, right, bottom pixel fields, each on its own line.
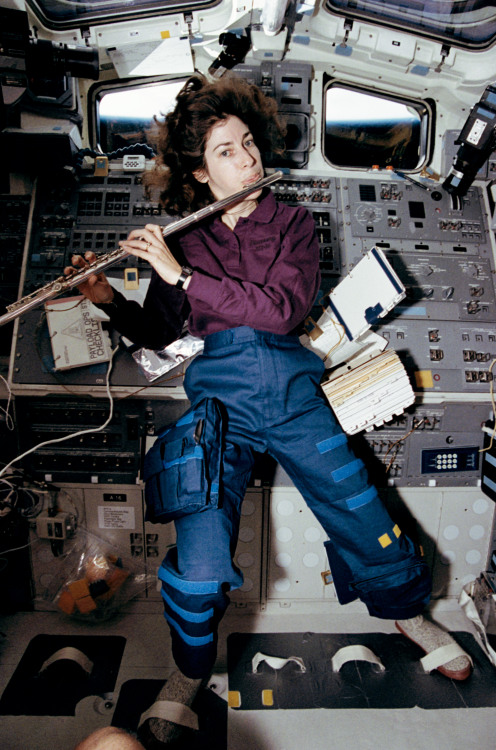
left=322, top=78, right=434, bottom=173
left=26, top=0, right=219, bottom=31
left=88, top=75, right=187, bottom=154
left=325, top=0, right=496, bottom=51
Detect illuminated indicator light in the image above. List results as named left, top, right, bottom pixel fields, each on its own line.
left=393, top=524, right=401, bottom=538
left=228, top=691, right=241, bottom=708
left=379, top=533, right=392, bottom=548
left=262, top=689, right=274, bottom=706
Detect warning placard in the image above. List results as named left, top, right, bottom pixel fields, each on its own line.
left=97, top=505, right=136, bottom=530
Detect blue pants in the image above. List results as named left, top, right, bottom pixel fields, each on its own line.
left=159, top=327, right=431, bottom=678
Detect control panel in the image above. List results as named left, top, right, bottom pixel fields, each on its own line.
left=342, top=178, right=489, bottom=251
left=270, top=175, right=341, bottom=274
left=15, top=396, right=189, bottom=485
left=7, top=166, right=496, bottom=491
left=25, top=172, right=161, bottom=286
left=351, top=401, right=490, bottom=488
left=377, top=319, right=496, bottom=393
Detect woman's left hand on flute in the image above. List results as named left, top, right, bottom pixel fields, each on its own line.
left=118, top=224, right=188, bottom=288
left=64, top=251, right=116, bottom=304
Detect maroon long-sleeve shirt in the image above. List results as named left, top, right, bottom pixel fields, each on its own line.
left=98, top=189, right=320, bottom=349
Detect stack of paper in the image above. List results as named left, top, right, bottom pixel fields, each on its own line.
left=322, top=349, right=415, bottom=435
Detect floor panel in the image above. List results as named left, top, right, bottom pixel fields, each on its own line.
left=0, top=605, right=495, bottom=750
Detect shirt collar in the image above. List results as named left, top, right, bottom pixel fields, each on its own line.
left=245, top=188, right=278, bottom=224
left=212, top=188, right=278, bottom=228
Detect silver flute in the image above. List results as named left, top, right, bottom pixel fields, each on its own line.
left=0, top=171, right=283, bottom=327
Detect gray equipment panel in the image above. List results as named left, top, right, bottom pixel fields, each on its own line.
left=9, top=166, right=496, bottom=488
left=341, top=178, right=489, bottom=250
left=353, top=402, right=490, bottom=487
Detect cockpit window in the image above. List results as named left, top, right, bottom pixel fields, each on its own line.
left=326, top=0, right=496, bottom=49
left=26, top=0, right=218, bottom=30
left=89, top=77, right=184, bottom=154
left=324, top=81, right=431, bottom=171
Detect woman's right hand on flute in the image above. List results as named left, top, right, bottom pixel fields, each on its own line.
left=64, top=251, right=115, bottom=305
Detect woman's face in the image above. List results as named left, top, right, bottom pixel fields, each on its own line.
left=193, top=115, right=264, bottom=201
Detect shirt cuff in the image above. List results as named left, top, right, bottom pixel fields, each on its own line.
left=185, top=270, right=225, bottom=305
left=93, top=288, right=128, bottom=315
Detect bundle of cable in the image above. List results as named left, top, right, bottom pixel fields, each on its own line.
left=321, top=349, right=415, bottom=435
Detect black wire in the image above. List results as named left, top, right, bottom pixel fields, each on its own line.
left=393, top=169, right=432, bottom=192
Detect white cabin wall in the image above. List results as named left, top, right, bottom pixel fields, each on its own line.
left=2, top=0, right=496, bottom=617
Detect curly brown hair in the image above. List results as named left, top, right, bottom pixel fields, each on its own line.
left=143, top=73, right=286, bottom=215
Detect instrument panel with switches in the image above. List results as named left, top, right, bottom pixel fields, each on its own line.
left=6, top=167, right=496, bottom=489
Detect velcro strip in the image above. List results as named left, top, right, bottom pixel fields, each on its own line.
left=332, top=458, right=364, bottom=482
left=316, top=433, right=348, bottom=454
left=164, top=612, right=214, bottom=646
left=346, top=486, right=377, bottom=510
left=158, top=565, right=220, bottom=595
left=160, top=588, right=213, bottom=623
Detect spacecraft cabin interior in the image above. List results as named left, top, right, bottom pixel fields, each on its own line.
left=1, top=0, right=496, bottom=748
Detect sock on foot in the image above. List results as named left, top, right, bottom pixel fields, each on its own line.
left=139, top=670, right=202, bottom=746
left=397, top=614, right=471, bottom=677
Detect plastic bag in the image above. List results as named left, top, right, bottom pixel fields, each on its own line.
left=132, top=333, right=204, bottom=382
left=49, top=528, right=153, bottom=621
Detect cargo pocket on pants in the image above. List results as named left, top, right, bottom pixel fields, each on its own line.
left=143, top=397, right=224, bottom=523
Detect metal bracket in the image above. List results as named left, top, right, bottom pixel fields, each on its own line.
left=340, top=18, right=353, bottom=48
left=435, top=43, right=451, bottom=73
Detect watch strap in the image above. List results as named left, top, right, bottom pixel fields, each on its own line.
left=175, top=266, right=193, bottom=290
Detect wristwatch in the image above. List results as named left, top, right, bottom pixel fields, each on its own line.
left=175, top=266, right=193, bottom=290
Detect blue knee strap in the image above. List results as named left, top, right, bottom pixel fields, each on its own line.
left=158, top=562, right=228, bottom=646
left=165, top=614, right=215, bottom=646
left=161, top=587, right=214, bottom=623
left=157, top=561, right=228, bottom=678
left=158, top=563, right=220, bottom=595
